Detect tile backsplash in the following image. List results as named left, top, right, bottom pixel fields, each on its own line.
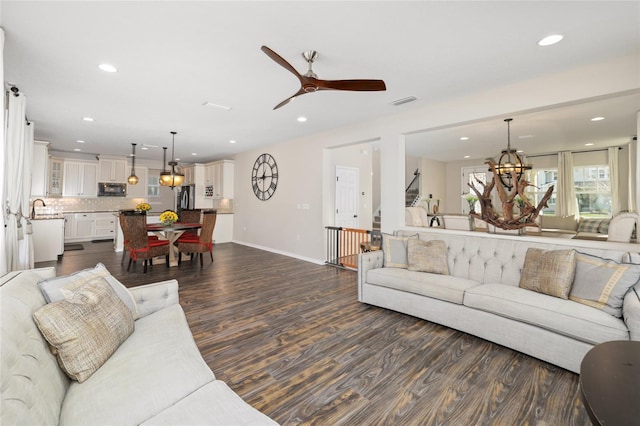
left=32, top=197, right=147, bottom=214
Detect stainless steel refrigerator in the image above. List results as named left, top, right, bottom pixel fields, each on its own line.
left=177, top=184, right=195, bottom=215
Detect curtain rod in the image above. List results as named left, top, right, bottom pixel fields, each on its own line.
left=526, top=146, right=623, bottom=159
left=6, top=86, right=31, bottom=124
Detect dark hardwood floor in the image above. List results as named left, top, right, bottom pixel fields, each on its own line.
left=37, top=241, right=590, bottom=425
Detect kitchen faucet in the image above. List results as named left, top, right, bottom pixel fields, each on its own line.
left=31, top=199, right=46, bottom=219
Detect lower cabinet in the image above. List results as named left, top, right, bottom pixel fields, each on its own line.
left=32, top=219, right=65, bottom=262
left=64, top=212, right=117, bottom=242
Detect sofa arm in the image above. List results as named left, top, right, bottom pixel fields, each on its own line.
left=357, top=251, right=384, bottom=302
left=130, top=279, right=179, bottom=319
left=623, top=285, right=640, bottom=341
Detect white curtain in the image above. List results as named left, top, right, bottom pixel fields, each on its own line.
left=629, top=137, right=637, bottom=212
left=5, top=90, right=34, bottom=271
left=0, top=28, right=6, bottom=275
left=557, top=151, right=577, bottom=217
left=609, top=146, right=620, bottom=216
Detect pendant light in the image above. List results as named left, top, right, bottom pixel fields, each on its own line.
left=493, top=118, right=531, bottom=190
left=127, top=143, right=139, bottom=185
left=159, top=131, right=184, bottom=189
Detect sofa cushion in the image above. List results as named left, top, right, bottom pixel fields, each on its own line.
left=570, top=252, right=640, bottom=317
left=407, top=239, right=449, bottom=275
left=382, top=234, right=416, bottom=268
left=367, top=267, right=479, bottom=304
left=33, top=277, right=134, bottom=383
left=59, top=303, right=215, bottom=426
left=38, top=262, right=139, bottom=319
left=464, top=284, right=630, bottom=345
left=1, top=270, right=70, bottom=426
left=519, top=248, right=576, bottom=299
left=142, top=380, right=278, bottom=425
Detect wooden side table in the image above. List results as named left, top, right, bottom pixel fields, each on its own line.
left=579, top=341, right=640, bottom=425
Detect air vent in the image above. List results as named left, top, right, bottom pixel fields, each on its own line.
left=390, top=96, right=417, bottom=106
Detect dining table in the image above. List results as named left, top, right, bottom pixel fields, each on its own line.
left=146, top=222, right=202, bottom=267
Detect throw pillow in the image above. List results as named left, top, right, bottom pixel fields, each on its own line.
left=407, top=239, right=449, bottom=275
left=577, top=218, right=604, bottom=234
left=38, top=263, right=139, bottom=319
left=519, top=248, right=576, bottom=299
left=33, top=277, right=134, bottom=383
left=570, top=252, right=640, bottom=318
left=382, top=234, right=416, bottom=268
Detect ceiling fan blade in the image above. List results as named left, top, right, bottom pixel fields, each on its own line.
left=315, top=79, right=387, bottom=92
left=261, top=46, right=302, bottom=81
left=273, top=88, right=307, bottom=110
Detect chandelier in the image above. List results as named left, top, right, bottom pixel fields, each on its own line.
left=159, top=131, right=184, bottom=189
left=494, top=118, right=531, bottom=190
left=127, top=143, right=139, bottom=185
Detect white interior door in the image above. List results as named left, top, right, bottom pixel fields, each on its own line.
left=335, top=166, right=359, bottom=227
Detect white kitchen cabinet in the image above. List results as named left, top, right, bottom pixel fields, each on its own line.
left=64, top=212, right=95, bottom=242
left=94, top=213, right=116, bottom=238
left=205, top=160, right=234, bottom=199
left=212, top=213, right=233, bottom=243
left=99, top=158, right=128, bottom=183
left=126, top=166, right=148, bottom=199
left=31, top=141, right=49, bottom=197
left=63, top=161, right=98, bottom=197
left=183, top=165, right=194, bottom=185
left=32, top=219, right=65, bottom=262
left=48, top=157, right=63, bottom=196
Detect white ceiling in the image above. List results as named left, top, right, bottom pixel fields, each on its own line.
left=2, top=1, right=639, bottom=164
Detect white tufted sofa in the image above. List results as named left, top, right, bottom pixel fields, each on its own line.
left=358, top=229, right=640, bottom=373
left=1, top=267, right=278, bottom=426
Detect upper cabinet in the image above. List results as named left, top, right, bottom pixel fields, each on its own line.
left=98, top=158, right=128, bottom=183
left=31, top=141, right=50, bottom=197
left=63, top=161, right=98, bottom=197
left=48, top=157, right=64, bottom=197
left=205, top=160, right=234, bottom=199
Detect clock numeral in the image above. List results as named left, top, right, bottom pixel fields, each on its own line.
left=270, top=182, right=277, bottom=191
left=271, top=172, right=278, bottom=179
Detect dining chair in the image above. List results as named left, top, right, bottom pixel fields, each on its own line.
left=119, top=210, right=159, bottom=265
left=176, top=210, right=217, bottom=267
left=124, top=213, right=170, bottom=273
left=179, top=209, right=202, bottom=236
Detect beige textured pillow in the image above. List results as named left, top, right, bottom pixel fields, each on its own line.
left=519, top=248, right=576, bottom=299
left=33, top=277, right=134, bottom=382
left=407, top=239, right=449, bottom=275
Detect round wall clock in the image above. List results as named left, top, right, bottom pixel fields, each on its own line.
left=251, top=153, right=278, bottom=200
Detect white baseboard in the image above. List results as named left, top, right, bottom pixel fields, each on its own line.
left=231, top=240, right=325, bottom=266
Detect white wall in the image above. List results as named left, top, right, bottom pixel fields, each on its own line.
left=232, top=54, right=639, bottom=263
left=419, top=157, right=447, bottom=212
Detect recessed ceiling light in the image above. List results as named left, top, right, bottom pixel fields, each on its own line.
left=518, top=134, right=535, bottom=139
left=141, top=146, right=148, bottom=150
left=98, top=63, right=117, bottom=73
left=516, top=149, right=524, bottom=153
left=297, top=116, right=307, bottom=122
left=76, top=140, right=86, bottom=143
left=229, top=140, right=236, bottom=144
left=464, top=155, right=470, bottom=159
left=585, top=143, right=595, bottom=146
left=73, top=148, right=81, bottom=152
left=460, top=137, right=469, bottom=141
left=591, top=116, right=605, bottom=121
left=538, top=34, right=563, bottom=46
left=191, top=153, right=198, bottom=156
left=82, top=117, right=94, bottom=122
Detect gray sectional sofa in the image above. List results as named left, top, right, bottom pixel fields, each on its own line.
left=1, top=266, right=278, bottom=426
left=358, top=229, right=640, bottom=373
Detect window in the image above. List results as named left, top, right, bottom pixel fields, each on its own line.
left=574, top=165, right=610, bottom=217
left=525, top=168, right=557, bottom=215
left=148, top=175, right=160, bottom=198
